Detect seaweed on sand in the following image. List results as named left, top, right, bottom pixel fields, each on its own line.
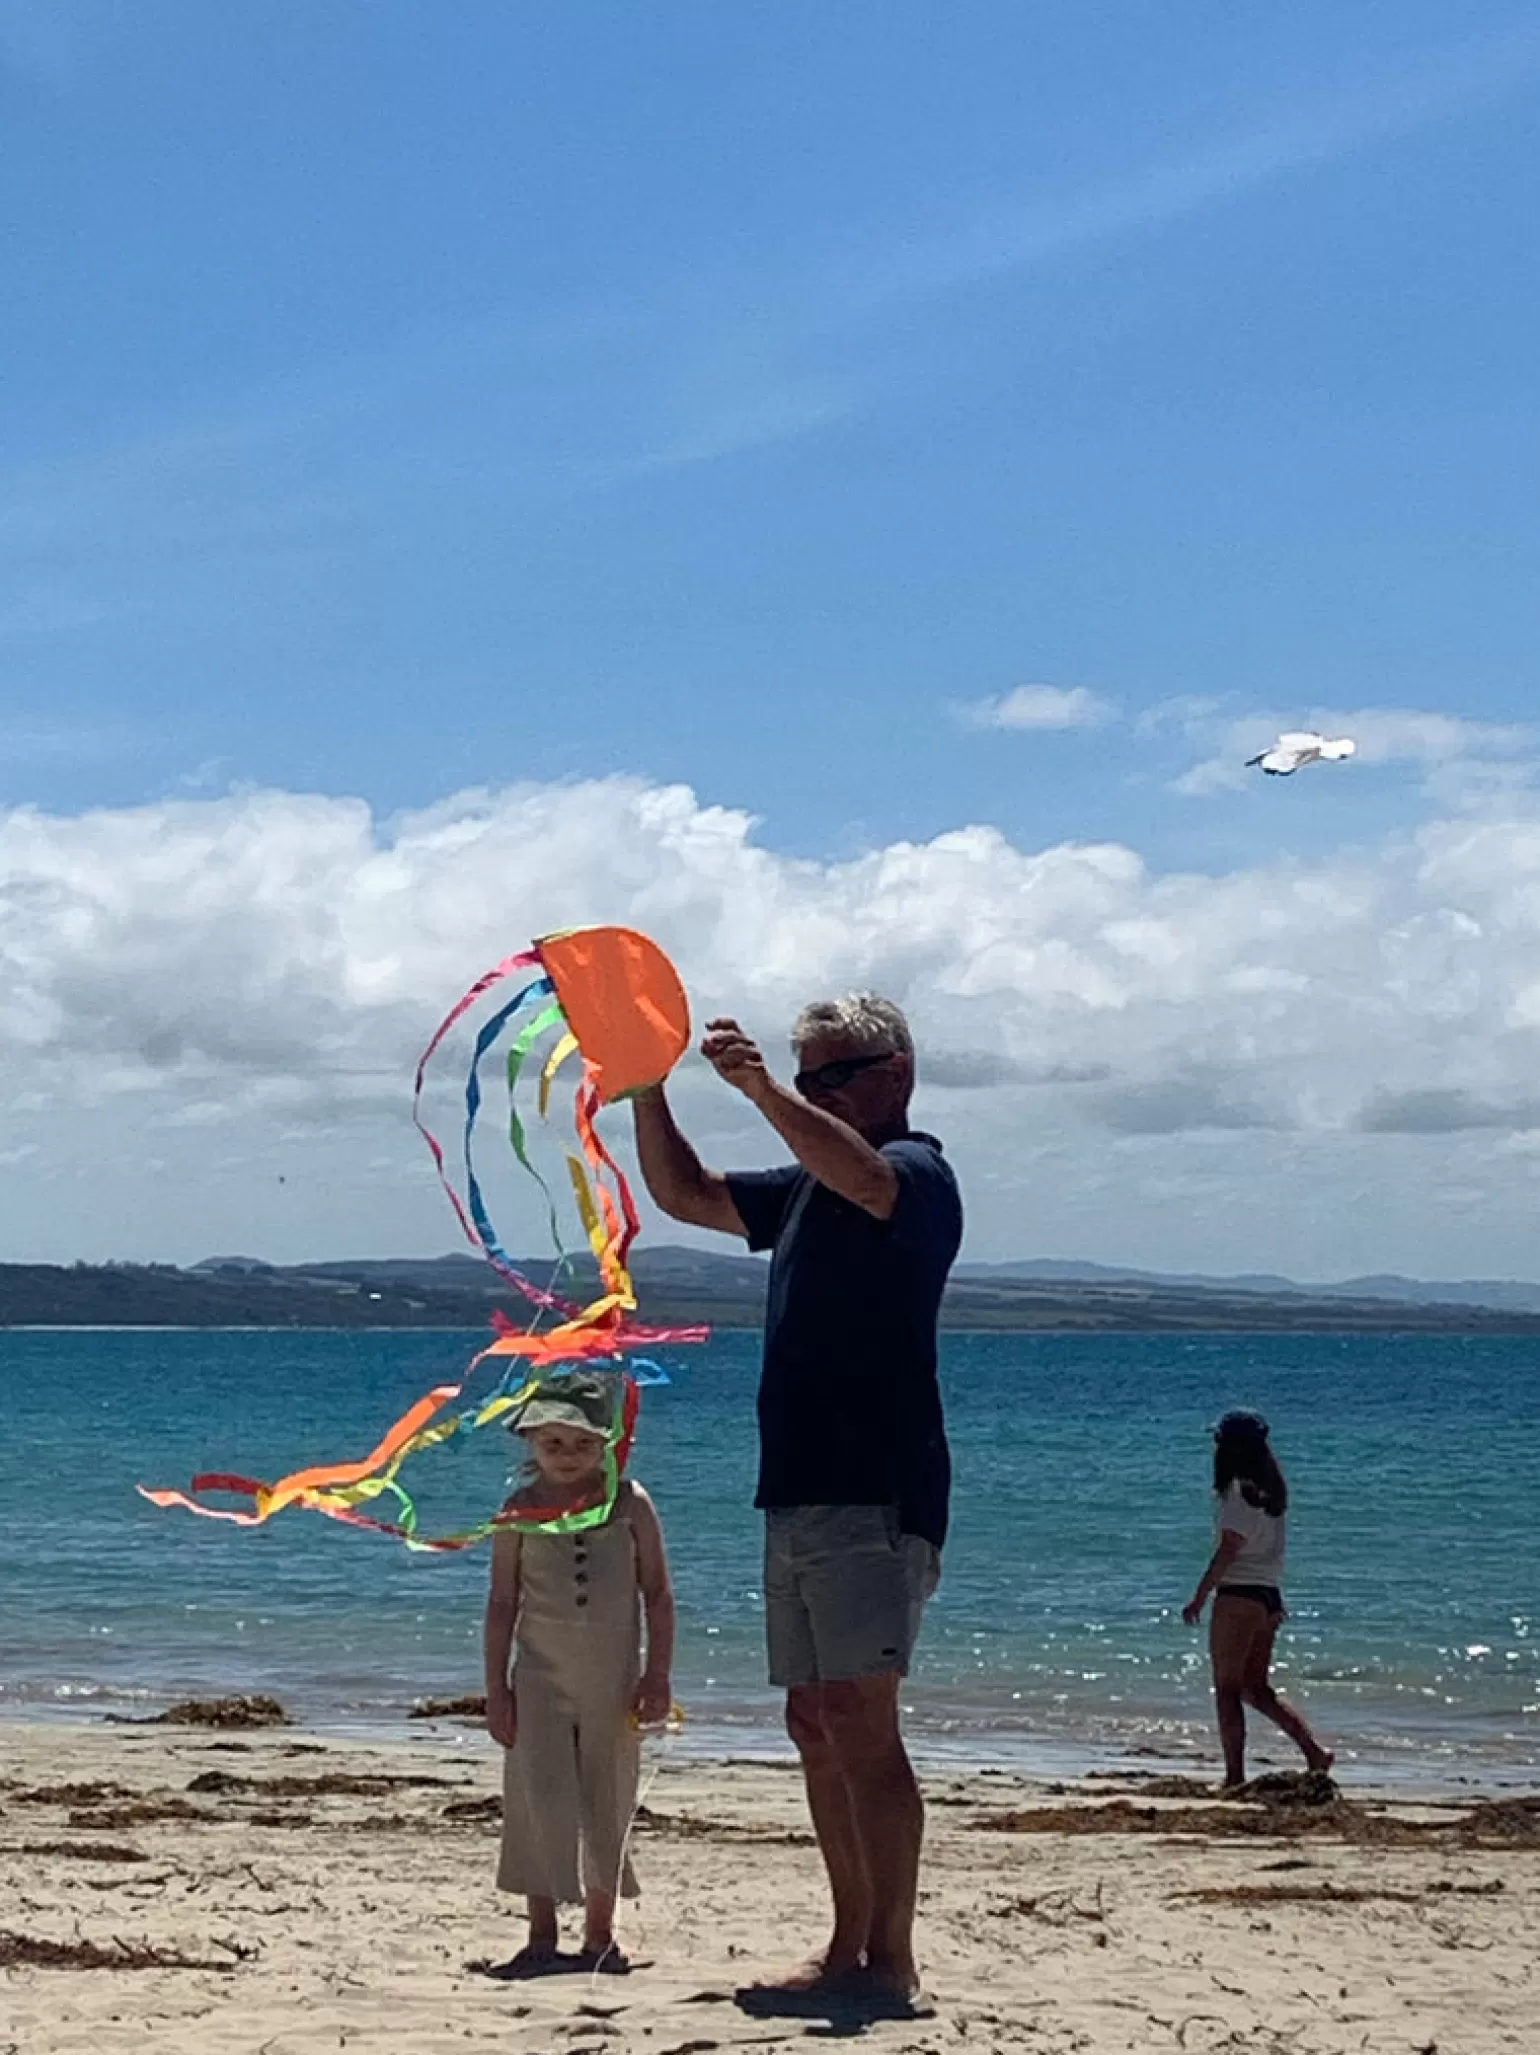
left=442, top=1795, right=502, bottom=1821
left=156, top=1695, right=290, bottom=1728
left=972, top=1778, right=1540, bottom=1849
left=632, top=1805, right=815, bottom=1848
left=15, top=1783, right=134, bottom=1807
left=1172, top=1879, right=1507, bottom=1907
left=67, top=1799, right=214, bottom=1831
left=5, top=1840, right=149, bottom=1863
left=110, top=1695, right=290, bottom=1730
left=410, top=1694, right=487, bottom=1721
left=0, top=1930, right=247, bottom=1972
left=185, top=1768, right=453, bottom=1797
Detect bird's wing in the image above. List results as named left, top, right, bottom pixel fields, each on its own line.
left=1274, top=731, right=1324, bottom=752
left=1255, top=750, right=1297, bottom=774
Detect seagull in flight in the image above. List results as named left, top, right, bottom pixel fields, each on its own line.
left=1245, top=731, right=1357, bottom=776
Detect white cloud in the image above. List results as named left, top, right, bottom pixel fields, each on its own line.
left=8, top=773, right=1540, bottom=1278
left=958, top=684, right=1115, bottom=732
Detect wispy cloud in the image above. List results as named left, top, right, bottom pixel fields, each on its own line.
left=957, top=684, right=1115, bottom=732
left=0, top=295, right=857, bottom=670
left=863, top=26, right=1540, bottom=306
left=0, top=714, right=133, bottom=770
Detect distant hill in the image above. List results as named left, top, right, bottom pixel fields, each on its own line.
left=955, top=1258, right=1540, bottom=1315
left=4, top=1247, right=1540, bottom=1332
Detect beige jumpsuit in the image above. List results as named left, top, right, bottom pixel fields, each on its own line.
left=497, top=1490, right=642, bottom=1903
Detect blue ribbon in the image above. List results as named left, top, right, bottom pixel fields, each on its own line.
left=462, top=976, right=553, bottom=1269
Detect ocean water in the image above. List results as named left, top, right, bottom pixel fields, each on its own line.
left=2, top=1328, right=1536, bottom=1787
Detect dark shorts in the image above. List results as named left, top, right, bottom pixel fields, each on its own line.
left=1217, top=1583, right=1284, bottom=1617
left=764, top=1505, right=941, bottom=1687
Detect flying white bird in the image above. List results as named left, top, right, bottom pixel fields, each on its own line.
left=1245, top=731, right=1357, bottom=776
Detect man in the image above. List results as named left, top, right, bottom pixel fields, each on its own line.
left=631, top=992, right=962, bottom=2006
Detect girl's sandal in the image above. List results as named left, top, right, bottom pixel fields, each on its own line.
left=577, top=1945, right=632, bottom=1976
left=504, top=1945, right=565, bottom=1978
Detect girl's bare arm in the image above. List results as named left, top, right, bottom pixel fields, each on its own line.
left=628, top=1485, right=676, bottom=1724
left=484, top=1529, right=522, bottom=1747
left=1183, top=1529, right=1243, bottom=1622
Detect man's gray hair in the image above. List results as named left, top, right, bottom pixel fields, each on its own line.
left=791, top=992, right=914, bottom=1060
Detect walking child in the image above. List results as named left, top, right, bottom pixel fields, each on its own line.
left=1183, top=1409, right=1333, bottom=1790
left=484, top=1369, right=675, bottom=1974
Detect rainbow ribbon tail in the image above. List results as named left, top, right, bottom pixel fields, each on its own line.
left=137, top=1381, right=467, bottom=1527
left=147, top=928, right=710, bottom=1548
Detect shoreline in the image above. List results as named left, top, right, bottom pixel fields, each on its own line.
left=1, top=1714, right=1535, bottom=2053
left=5, top=1692, right=1536, bottom=1800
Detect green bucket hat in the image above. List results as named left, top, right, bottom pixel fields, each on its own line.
left=511, top=1369, right=615, bottom=1438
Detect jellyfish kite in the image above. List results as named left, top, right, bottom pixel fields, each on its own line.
left=141, top=926, right=706, bottom=1548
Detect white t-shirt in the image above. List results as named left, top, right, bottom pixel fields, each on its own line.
left=1216, top=1481, right=1286, bottom=1587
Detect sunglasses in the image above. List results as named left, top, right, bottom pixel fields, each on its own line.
left=794, top=1051, right=895, bottom=1095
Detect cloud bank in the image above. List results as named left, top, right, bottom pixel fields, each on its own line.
left=5, top=775, right=1540, bottom=1276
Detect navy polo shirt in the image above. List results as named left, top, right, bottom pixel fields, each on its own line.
left=725, top=1133, right=963, bottom=1548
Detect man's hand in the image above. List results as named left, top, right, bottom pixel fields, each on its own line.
left=1182, top=1595, right=1206, bottom=1626
left=487, top=1681, right=517, bottom=1750
left=633, top=1668, right=673, bottom=1729
left=701, top=1017, right=772, bottom=1102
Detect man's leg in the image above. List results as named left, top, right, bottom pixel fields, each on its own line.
left=759, top=1509, right=935, bottom=1998
left=763, top=1513, right=868, bottom=1987
left=781, top=1683, right=872, bottom=1982
left=816, top=1671, right=924, bottom=1995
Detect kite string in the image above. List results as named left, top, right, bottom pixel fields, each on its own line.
left=587, top=1722, right=677, bottom=1985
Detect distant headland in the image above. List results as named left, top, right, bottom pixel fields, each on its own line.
left=4, top=1249, right=1540, bottom=1332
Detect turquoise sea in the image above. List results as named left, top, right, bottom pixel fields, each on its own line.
left=2, top=1329, right=1536, bottom=1788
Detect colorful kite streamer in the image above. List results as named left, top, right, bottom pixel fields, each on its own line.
left=141, top=926, right=706, bottom=1548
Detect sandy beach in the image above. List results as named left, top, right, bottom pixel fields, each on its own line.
left=2, top=1713, right=1535, bottom=2054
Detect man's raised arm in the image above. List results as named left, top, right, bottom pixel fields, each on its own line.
left=630, top=1085, right=749, bottom=1238
left=701, top=1018, right=899, bottom=1221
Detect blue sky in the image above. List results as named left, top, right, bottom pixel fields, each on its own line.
left=4, top=4, right=1540, bottom=1273
left=6, top=2, right=1538, bottom=855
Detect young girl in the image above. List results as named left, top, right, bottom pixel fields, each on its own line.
left=1183, top=1409, right=1333, bottom=1790
left=483, top=1369, right=674, bottom=1975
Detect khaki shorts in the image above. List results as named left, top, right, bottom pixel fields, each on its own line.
left=763, top=1505, right=941, bottom=1688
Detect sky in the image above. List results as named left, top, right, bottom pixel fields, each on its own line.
left=3, top=2, right=1540, bottom=1278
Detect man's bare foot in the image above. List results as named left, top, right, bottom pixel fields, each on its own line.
left=849, top=1968, right=935, bottom=2020
left=750, top=1953, right=862, bottom=1993
left=1306, top=1749, right=1335, bottom=1775
left=857, top=1958, right=924, bottom=2004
